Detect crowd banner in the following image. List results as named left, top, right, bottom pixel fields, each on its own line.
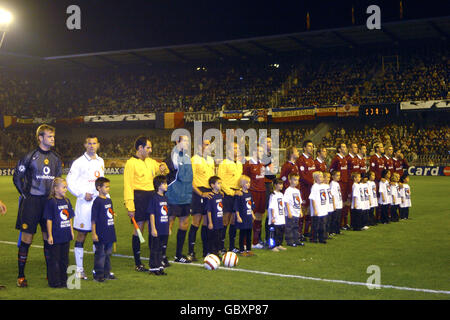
left=271, top=107, right=315, bottom=122
left=316, top=106, right=337, bottom=117
left=83, top=113, right=156, bottom=122
left=220, top=110, right=244, bottom=120
left=337, top=104, right=359, bottom=117
left=184, top=111, right=220, bottom=123
left=407, top=166, right=450, bottom=176
left=400, top=99, right=450, bottom=110
left=163, top=112, right=184, bottom=129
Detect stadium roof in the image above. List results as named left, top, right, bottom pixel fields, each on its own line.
left=2, top=16, right=449, bottom=69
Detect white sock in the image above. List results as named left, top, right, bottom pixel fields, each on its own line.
left=74, top=247, right=84, bottom=272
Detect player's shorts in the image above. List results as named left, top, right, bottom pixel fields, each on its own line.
left=250, top=190, right=266, bottom=214
left=15, top=195, right=47, bottom=234
left=73, top=197, right=96, bottom=232
left=133, top=190, right=154, bottom=223
left=222, top=194, right=235, bottom=214
left=169, top=203, right=192, bottom=218
left=191, top=187, right=211, bottom=215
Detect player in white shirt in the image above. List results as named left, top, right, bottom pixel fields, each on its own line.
left=378, top=170, right=391, bottom=224
left=322, top=172, right=334, bottom=239
left=390, top=173, right=401, bottom=222
left=350, top=172, right=363, bottom=231
left=67, top=135, right=105, bottom=280
left=309, top=172, right=328, bottom=243
left=330, top=171, right=343, bottom=235
left=360, top=173, right=371, bottom=230
left=283, top=173, right=304, bottom=247
left=268, top=179, right=287, bottom=252
left=367, top=171, right=378, bottom=226
left=399, top=175, right=411, bottom=219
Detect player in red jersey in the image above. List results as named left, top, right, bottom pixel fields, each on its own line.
left=314, top=145, right=328, bottom=173
left=384, top=145, right=395, bottom=175
left=280, top=146, right=300, bottom=192
left=370, top=142, right=385, bottom=182
left=243, top=145, right=266, bottom=247
left=370, top=142, right=385, bottom=222
left=347, top=142, right=360, bottom=178
left=393, top=150, right=408, bottom=177
left=330, top=142, right=350, bottom=230
left=295, top=140, right=316, bottom=239
left=358, top=144, right=368, bottom=175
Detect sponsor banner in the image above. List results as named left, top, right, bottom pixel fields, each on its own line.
left=184, top=112, right=220, bottom=123
left=84, top=113, right=156, bottom=123
left=56, top=117, right=84, bottom=125
left=0, top=168, right=16, bottom=176
left=315, top=106, right=337, bottom=117
left=271, top=107, right=315, bottom=122
left=337, top=104, right=359, bottom=117
left=220, top=110, right=244, bottom=120
left=0, top=167, right=126, bottom=176
left=407, top=166, right=450, bottom=176
left=400, top=100, right=450, bottom=110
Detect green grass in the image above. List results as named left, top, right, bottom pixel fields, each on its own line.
left=0, top=175, right=449, bottom=300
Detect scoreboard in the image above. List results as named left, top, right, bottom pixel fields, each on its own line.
left=360, top=104, right=398, bottom=117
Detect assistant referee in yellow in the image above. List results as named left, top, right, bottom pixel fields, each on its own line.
left=124, top=136, right=169, bottom=272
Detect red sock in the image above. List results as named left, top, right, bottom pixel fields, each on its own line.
left=252, top=220, right=262, bottom=245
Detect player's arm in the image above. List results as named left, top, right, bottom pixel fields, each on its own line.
left=284, top=202, right=293, bottom=219
left=233, top=197, right=243, bottom=223
left=92, top=223, right=98, bottom=242
left=0, top=200, right=7, bottom=215
left=311, top=199, right=319, bottom=217
left=66, top=160, right=87, bottom=199
left=150, top=214, right=157, bottom=237
left=207, top=211, right=213, bottom=229
left=269, top=208, right=275, bottom=224
left=123, top=160, right=136, bottom=216
left=47, top=219, right=53, bottom=245
left=12, top=153, right=32, bottom=197
left=91, top=202, right=99, bottom=242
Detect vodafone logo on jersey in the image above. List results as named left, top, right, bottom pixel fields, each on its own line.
left=161, top=205, right=168, bottom=216
left=246, top=200, right=252, bottom=210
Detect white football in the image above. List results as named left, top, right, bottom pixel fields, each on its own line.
left=204, top=254, right=220, bottom=270
left=222, top=251, right=239, bottom=268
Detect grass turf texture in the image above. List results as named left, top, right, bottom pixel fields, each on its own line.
left=0, top=175, right=448, bottom=300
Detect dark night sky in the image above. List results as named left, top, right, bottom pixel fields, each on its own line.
left=0, top=0, right=448, bottom=57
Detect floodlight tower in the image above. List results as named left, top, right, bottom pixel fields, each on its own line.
left=0, top=8, right=13, bottom=49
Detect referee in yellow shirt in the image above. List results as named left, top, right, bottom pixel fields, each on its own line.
left=218, top=142, right=243, bottom=253
left=187, top=139, right=215, bottom=260
left=124, top=136, right=169, bottom=272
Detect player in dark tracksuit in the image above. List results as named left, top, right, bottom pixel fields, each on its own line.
left=13, top=124, right=62, bottom=287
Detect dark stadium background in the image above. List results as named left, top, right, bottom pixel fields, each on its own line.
left=1, top=0, right=448, bottom=56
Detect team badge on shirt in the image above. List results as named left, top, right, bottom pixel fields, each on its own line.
left=277, top=199, right=283, bottom=215
left=320, top=190, right=326, bottom=205
left=293, top=194, right=301, bottom=209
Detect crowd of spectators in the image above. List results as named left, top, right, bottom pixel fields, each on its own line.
left=1, top=47, right=448, bottom=118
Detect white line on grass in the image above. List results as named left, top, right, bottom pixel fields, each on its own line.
left=1, top=240, right=449, bottom=296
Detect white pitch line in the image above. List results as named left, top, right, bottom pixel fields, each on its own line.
left=1, top=240, right=449, bottom=296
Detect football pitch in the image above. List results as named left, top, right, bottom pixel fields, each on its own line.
left=0, top=175, right=449, bottom=300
